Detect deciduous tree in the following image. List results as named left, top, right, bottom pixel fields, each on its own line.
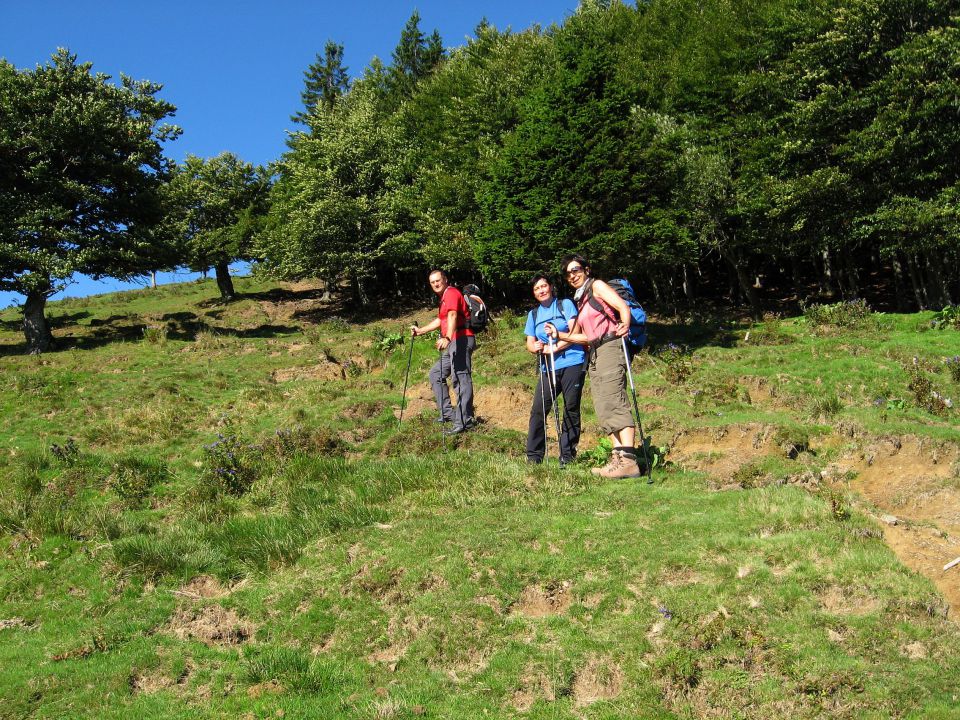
left=0, top=49, right=179, bottom=353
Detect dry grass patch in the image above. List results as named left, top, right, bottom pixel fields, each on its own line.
left=572, top=656, right=625, bottom=707
left=512, top=581, right=574, bottom=618
left=164, top=604, right=255, bottom=646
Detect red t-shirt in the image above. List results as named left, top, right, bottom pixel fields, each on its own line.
left=438, top=286, right=474, bottom=341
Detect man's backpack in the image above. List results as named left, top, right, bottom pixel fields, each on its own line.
left=582, top=278, right=647, bottom=354
left=462, top=284, right=490, bottom=332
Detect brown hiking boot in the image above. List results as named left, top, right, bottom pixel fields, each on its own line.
left=591, top=449, right=621, bottom=477
left=599, top=450, right=641, bottom=479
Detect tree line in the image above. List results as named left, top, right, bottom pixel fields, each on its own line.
left=2, top=0, right=958, bottom=353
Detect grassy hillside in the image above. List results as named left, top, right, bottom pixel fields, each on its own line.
left=1, top=278, right=959, bottom=719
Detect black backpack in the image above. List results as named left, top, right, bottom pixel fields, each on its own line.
left=462, top=284, right=490, bottom=332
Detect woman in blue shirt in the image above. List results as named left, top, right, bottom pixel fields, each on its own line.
left=524, top=273, right=586, bottom=465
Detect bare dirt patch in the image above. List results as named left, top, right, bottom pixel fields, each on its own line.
left=392, top=382, right=531, bottom=433
left=512, top=581, right=573, bottom=618
left=475, top=385, right=531, bottom=432
left=392, top=383, right=436, bottom=421
left=824, top=437, right=960, bottom=616
left=670, top=424, right=778, bottom=478
left=272, top=360, right=344, bottom=383
left=164, top=605, right=254, bottom=646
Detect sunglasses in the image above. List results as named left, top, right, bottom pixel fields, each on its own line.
left=565, top=266, right=585, bottom=276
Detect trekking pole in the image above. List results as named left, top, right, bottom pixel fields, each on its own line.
left=537, top=351, right=549, bottom=459
left=438, top=346, right=447, bottom=451
left=397, top=322, right=417, bottom=430
left=546, top=337, right=563, bottom=462
left=622, top=337, right=654, bottom=483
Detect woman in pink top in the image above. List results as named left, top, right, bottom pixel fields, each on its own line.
left=545, top=254, right=640, bottom=479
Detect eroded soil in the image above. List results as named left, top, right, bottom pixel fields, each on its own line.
left=670, top=425, right=960, bottom=617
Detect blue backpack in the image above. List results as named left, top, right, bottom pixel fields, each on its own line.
left=582, top=278, right=648, bottom=355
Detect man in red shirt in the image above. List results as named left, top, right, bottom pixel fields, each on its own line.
left=411, top=269, right=476, bottom=434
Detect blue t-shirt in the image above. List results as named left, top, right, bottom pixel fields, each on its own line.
left=524, top=298, right=586, bottom=372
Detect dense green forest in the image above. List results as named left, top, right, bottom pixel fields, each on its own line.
left=2, top=0, right=959, bottom=352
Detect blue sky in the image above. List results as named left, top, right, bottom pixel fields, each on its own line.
left=1, top=0, right=578, bottom=306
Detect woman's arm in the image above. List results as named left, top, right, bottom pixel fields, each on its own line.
left=546, top=317, right=588, bottom=345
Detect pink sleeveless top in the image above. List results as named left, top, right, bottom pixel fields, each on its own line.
left=576, top=284, right=618, bottom=342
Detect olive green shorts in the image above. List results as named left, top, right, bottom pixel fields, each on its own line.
left=588, top=340, right=634, bottom=435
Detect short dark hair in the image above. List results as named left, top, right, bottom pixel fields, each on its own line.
left=529, top=272, right=552, bottom=288
left=429, top=269, right=448, bottom=281
left=561, top=254, right=591, bottom=276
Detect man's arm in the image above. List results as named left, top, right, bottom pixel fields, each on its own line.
left=412, top=317, right=441, bottom=336
left=444, top=310, right=457, bottom=340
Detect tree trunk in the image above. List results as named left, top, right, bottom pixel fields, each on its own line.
left=840, top=253, right=860, bottom=298
left=818, top=248, right=837, bottom=298
left=925, top=251, right=952, bottom=308
left=905, top=254, right=928, bottom=310
left=214, top=260, right=235, bottom=300
left=24, top=290, right=54, bottom=355
left=647, top=272, right=662, bottom=305
left=891, top=252, right=909, bottom=312
left=791, top=257, right=805, bottom=302
left=150, top=271, right=157, bottom=289
left=681, top=264, right=696, bottom=302
left=723, top=250, right=762, bottom=319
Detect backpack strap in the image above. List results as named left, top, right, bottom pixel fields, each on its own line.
left=579, top=280, right=619, bottom=326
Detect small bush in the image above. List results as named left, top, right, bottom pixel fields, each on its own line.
left=112, top=532, right=226, bottom=579
left=202, top=434, right=262, bottom=496
left=50, top=438, right=80, bottom=466
left=907, top=364, right=951, bottom=417
left=371, top=326, right=405, bottom=354
left=142, top=324, right=168, bottom=345
left=107, top=456, right=169, bottom=507
left=321, top=317, right=351, bottom=334
left=801, top=298, right=873, bottom=328
left=742, top=317, right=795, bottom=346
left=930, top=305, right=960, bottom=330
left=945, top=356, right=960, bottom=384
left=265, top=425, right=345, bottom=459
left=809, top=394, right=843, bottom=418
left=578, top=438, right=613, bottom=467
left=655, top=343, right=694, bottom=384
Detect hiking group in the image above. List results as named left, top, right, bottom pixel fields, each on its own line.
left=409, top=254, right=649, bottom=480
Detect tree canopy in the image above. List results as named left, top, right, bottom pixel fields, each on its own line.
left=0, top=49, right=179, bottom=352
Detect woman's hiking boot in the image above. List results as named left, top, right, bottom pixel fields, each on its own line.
left=594, top=448, right=641, bottom=479
left=591, top=449, right=622, bottom=477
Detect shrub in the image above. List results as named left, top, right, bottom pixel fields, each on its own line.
left=801, top=299, right=873, bottom=328
left=946, top=356, right=960, bottom=384
left=50, top=438, right=80, bottom=466
left=371, top=326, right=405, bottom=354
left=930, top=305, right=960, bottom=330
left=107, top=456, right=169, bottom=507
left=907, top=364, right=951, bottom=417
left=809, top=394, right=843, bottom=418
left=202, top=434, right=262, bottom=496
left=655, top=343, right=694, bottom=384
left=142, top=324, right=168, bottom=345
left=742, top=317, right=795, bottom=346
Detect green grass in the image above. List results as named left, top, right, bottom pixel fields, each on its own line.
left=0, top=281, right=959, bottom=718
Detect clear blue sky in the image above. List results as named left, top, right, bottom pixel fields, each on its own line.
left=1, top=0, right=578, bottom=307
